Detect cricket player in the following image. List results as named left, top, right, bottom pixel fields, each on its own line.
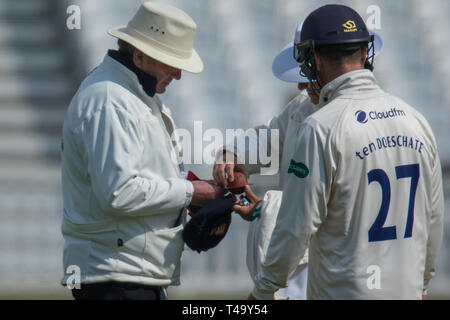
left=215, top=18, right=384, bottom=300
left=250, top=4, right=444, bottom=300
left=213, top=25, right=319, bottom=300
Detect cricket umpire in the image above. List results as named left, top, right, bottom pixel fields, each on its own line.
left=60, top=2, right=222, bottom=300
left=251, top=4, right=444, bottom=299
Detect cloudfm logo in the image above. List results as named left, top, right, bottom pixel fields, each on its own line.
left=355, top=108, right=406, bottom=124
left=355, top=110, right=368, bottom=123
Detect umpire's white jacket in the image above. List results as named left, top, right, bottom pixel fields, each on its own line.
left=253, top=69, right=444, bottom=299
left=60, top=54, right=193, bottom=287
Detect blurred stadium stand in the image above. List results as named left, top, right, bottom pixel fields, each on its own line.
left=0, top=0, right=448, bottom=299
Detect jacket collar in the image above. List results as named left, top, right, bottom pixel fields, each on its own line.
left=317, top=69, right=381, bottom=108
left=100, top=53, right=176, bottom=119
left=107, top=50, right=157, bottom=97
left=100, top=53, right=164, bottom=114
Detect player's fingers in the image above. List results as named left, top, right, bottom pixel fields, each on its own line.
left=231, top=204, right=250, bottom=221
left=212, top=164, right=219, bottom=183
left=243, top=185, right=261, bottom=203
left=213, top=163, right=228, bottom=187
left=232, top=202, right=255, bottom=221
left=232, top=203, right=241, bottom=212
left=232, top=203, right=244, bottom=216
left=225, top=164, right=235, bottom=183
left=247, top=199, right=260, bottom=213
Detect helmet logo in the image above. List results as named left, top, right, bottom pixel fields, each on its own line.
left=342, top=20, right=357, bottom=32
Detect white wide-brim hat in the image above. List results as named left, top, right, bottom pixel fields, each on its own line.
left=272, top=22, right=383, bottom=83
left=108, top=1, right=203, bottom=73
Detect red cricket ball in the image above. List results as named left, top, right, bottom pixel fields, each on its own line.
left=227, top=171, right=248, bottom=194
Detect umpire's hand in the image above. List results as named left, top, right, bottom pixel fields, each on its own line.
left=191, top=180, right=224, bottom=207
left=213, top=150, right=247, bottom=188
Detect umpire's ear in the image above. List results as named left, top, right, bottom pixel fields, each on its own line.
left=132, top=48, right=147, bottom=70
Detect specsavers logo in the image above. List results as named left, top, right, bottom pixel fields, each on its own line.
left=288, top=159, right=309, bottom=178
left=342, top=20, right=357, bottom=32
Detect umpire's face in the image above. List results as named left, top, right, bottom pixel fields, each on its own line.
left=133, top=48, right=182, bottom=94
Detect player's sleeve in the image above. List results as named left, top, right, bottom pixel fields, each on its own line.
left=220, top=116, right=282, bottom=175
left=423, top=145, right=444, bottom=295
left=252, top=120, right=331, bottom=299
left=220, top=94, right=308, bottom=175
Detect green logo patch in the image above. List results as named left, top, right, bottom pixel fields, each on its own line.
left=288, top=159, right=309, bottom=178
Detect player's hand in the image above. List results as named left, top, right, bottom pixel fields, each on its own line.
left=191, top=180, right=224, bottom=207
left=232, top=185, right=261, bottom=221
left=247, top=293, right=257, bottom=300
left=213, top=151, right=246, bottom=188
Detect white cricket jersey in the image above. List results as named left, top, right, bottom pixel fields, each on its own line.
left=253, top=69, right=444, bottom=300
left=224, top=93, right=320, bottom=299
left=258, top=93, right=321, bottom=188
left=228, top=93, right=320, bottom=266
